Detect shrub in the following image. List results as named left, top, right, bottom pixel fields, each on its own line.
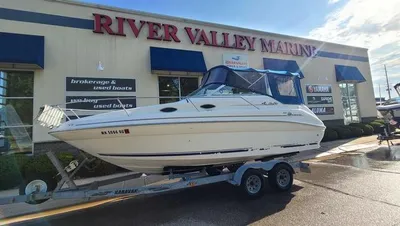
left=75, top=157, right=118, bottom=178
left=347, top=126, right=363, bottom=137
left=368, top=122, right=384, bottom=134
left=331, top=126, right=353, bottom=139
left=372, top=119, right=385, bottom=124
left=349, top=123, right=374, bottom=135
left=0, top=154, right=30, bottom=190
left=322, top=128, right=339, bottom=142
left=22, top=152, right=74, bottom=179
left=0, top=152, right=121, bottom=191
left=371, top=119, right=397, bottom=132
left=364, top=124, right=375, bottom=135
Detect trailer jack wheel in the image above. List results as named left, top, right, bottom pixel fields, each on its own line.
left=19, top=174, right=57, bottom=205
left=240, top=169, right=265, bottom=199
left=268, top=163, right=294, bottom=192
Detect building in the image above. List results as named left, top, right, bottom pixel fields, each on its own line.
left=0, top=0, right=377, bottom=154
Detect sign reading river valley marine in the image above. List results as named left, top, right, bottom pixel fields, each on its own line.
left=306, top=84, right=332, bottom=93
left=66, top=77, right=136, bottom=92
left=66, top=96, right=136, bottom=110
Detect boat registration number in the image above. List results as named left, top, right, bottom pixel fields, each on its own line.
left=101, top=129, right=130, bottom=135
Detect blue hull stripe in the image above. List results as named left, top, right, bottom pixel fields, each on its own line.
left=99, top=149, right=249, bottom=157
left=0, top=7, right=368, bottom=62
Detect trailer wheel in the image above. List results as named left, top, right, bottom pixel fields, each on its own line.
left=268, top=163, right=293, bottom=192
left=19, top=174, right=57, bottom=205
left=240, top=169, right=265, bottom=199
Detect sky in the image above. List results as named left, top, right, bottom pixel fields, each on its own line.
left=80, top=0, right=400, bottom=100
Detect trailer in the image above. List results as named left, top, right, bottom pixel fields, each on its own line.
left=0, top=150, right=310, bottom=206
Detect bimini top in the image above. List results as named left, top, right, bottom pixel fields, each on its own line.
left=190, top=65, right=304, bottom=105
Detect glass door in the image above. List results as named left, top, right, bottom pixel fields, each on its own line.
left=339, top=83, right=360, bottom=124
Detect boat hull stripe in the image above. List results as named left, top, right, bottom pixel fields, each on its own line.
left=98, top=149, right=249, bottom=157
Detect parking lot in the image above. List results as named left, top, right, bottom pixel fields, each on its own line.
left=3, top=144, right=400, bottom=226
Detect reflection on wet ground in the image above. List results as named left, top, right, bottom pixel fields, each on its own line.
left=366, top=146, right=400, bottom=161
left=321, top=145, right=400, bottom=170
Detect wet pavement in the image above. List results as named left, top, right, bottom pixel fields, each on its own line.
left=5, top=145, right=400, bottom=226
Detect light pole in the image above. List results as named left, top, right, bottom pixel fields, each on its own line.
left=385, top=64, right=391, bottom=99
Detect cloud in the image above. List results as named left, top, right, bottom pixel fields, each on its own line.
left=308, top=0, right=400, bottom=98
left=328, top=0, right=341, bottom=5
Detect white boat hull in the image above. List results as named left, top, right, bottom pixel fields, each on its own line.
left=51, top=120, right=324, bottom=174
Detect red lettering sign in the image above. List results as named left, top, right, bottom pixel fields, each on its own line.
left=93, top=13, right=115, bottom=35
left=163, top=24, right=180, bottom=42
left=126, top=19, right=146, bottom=37
left=92, top=14, right=317, bottom=57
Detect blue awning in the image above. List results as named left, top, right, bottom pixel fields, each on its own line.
left=150, top=47, right=207, bottom=74
left=0, top=32, right=44, bottom=69
left=335, top=65, right=366, bottom=83
left=263, top=58, right=304, bottom=78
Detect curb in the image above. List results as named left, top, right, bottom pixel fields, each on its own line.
left=308, top=141, right=380, bottom=162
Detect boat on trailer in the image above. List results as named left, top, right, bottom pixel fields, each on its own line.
left=37, top=65, right=326, bottom=175
left=0, top=65, right=319, bottom=207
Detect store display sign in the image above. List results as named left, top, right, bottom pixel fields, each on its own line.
left=66, top=77, right=136, bottom=92
left=307, top=96, right=333, bottom=105
left=309, top=107, right=334, bottom=115
left=306, top=84, right=332, bottom=93
left=223, top=54, right=249, bottom=69
left=66, top=96, right=136, bottom=110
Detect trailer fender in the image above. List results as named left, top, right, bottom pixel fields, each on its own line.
left=231, top=160, right=292, bottom=186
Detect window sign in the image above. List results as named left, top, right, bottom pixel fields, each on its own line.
left=309, top=107, right=335, bottom=115
left=66, top=96, right=136, bottom=110
left=306, top=84, right=332, bottom=93
left=66, top=77, right=136, bottom=92
left=307, top=96, right=333, bottom=105
left=223, top=54, right=249, bottom=69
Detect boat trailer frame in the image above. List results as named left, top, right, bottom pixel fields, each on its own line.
left=0, top=150, right=311, bottom=206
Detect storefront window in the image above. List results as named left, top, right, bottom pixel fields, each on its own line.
left=158, top=76, right=199, bottom=104
left=339, top=83, right=360, bottom=125
left=0, top=71, right=34, bottom=154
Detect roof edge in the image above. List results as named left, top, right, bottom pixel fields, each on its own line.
left=45, top=0, right=369, bottom=51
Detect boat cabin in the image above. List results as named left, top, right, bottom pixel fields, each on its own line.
left=190, top=65, right=304, bottom=105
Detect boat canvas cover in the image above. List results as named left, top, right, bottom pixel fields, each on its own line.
left=200, top=65, right=304, bottom=104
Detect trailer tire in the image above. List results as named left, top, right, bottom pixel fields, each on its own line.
left=240, top=169, right=265, bottom=199
left=268, top=163, right=293, bottom=192
left=19, top=174, right=57, bottom=205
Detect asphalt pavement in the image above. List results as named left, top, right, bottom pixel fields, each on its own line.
left=5, top=144, right=400, bottom=226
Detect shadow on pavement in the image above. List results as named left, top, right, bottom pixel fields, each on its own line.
left=18, top=182, right=302, bottom=226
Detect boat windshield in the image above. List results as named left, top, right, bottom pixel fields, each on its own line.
left=189, top=83, right=261, bottom=97
left=189, top=66, right=273, bottom=97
